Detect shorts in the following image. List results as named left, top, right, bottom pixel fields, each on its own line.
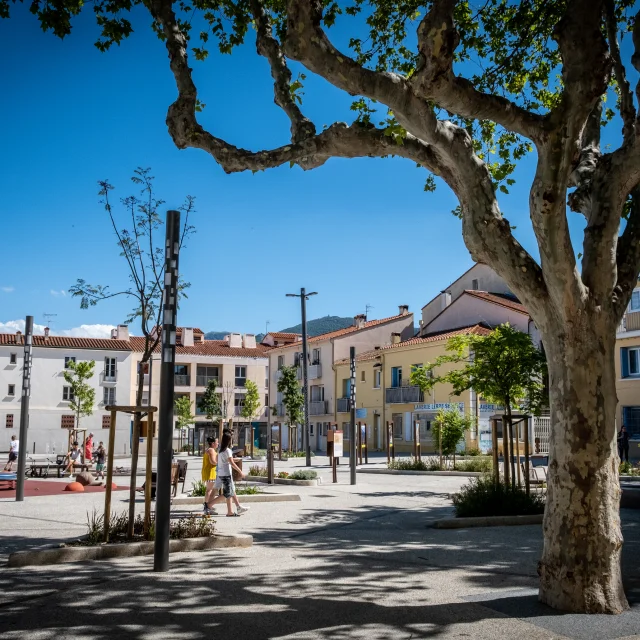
left=96, top=463, right=105, bottom=472
left=8, top=452, right=17, bottom=462
left=215, top=475, right=235, bottom=498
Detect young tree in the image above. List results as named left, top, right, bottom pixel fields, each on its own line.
left=241, top=380, right=262, bottom=422
left=174, top=396, right=196, bottom=430
left=220, top=381, right=236, bottom=439
left=69, top=168, right=195, bottom=537
left=275, top=366, right=304, bottom=443
left=63, top=360, right=96, bottom=433
left=432, top=407, right=475, bottom=467
left=198, top=379, right=221, bottom=425
left=10, top=0, right=640, bottom=613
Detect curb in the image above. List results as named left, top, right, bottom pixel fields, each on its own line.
left=174, top=493, right=301, bottom=505
left=7, top=533, right=253, bottom=568
left=357, top=468, right=483, bottom=477
left=248, top=476, right=321, bottom=486
left=432, top=514, right=543, bottom=529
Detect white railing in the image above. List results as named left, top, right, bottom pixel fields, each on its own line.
left=532, top=416, right=551, bottom=454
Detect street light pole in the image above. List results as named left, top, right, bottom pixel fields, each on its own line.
left=16, top=315, right=33, bottom=502
left=286, top=288, right=317, bottom=467
left=349, top=346, right=357, bottom=485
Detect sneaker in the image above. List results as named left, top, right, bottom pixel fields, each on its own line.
left=236, top=505, right=250, bottom=515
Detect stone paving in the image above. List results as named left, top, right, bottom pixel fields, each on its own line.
left=0, top=454, right=638, bottom=639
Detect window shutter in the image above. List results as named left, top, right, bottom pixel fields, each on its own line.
left=621, top=347, right=629, bottom=378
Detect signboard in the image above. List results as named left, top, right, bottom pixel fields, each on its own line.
left=333, top=431, right=344, bottom=458
left=356, top=408, right=367, bottom=419
left=414, top=402, right=464, bottom=412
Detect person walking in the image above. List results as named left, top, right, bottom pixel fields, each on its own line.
left=202, top=436, right=218, bottom=515
left=84, top=432, right=94, bottom=464
left=95, top=441, right=107, bottom=479
left=618, top=425, right=630, bottom=463
left=4, top=435, right=18, bottom=471
left=210, top=432, right=250, bottom=517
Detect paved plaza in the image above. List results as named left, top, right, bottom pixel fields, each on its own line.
left=0, top=455, right=638, bottom=639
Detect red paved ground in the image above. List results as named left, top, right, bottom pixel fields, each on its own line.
left=0, top=480, right=130, bottom=498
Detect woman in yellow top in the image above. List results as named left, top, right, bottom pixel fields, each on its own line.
left=202, top=436, right=218, bottom=515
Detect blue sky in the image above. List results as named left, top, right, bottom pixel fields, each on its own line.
left=0, top=4, right=619, bottom=337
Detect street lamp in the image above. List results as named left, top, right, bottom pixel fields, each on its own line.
left=286, top=288, right=317, bottom=467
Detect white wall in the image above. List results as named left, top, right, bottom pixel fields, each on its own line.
left=0, top=345, right=133, bottom=456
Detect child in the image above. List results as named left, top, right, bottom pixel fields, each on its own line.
left=95, top=442, right=106, bottom=479
left=209, top=432, right=249, bottom=517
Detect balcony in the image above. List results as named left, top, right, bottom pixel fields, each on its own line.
left=100, top=371, right=118, bottom=386
left=337, top=397, right=350, bottom=413
left=309, top=400, right=329, bottom=415
left=195, top=375, right=218, bottom=387
left=174, top=374, right=191, bottom=386
left=296, top=363, right=322, bottom=380
left=385, top=386, right=424, bottom=404
left=619, top=311, right=640, bottom=333
left=275, top=404, right=285, bottom=417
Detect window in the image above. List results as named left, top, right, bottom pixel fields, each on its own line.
left=63, top=386, right=75, bottom=402
left=265, top=366, right=269, bottom=389
left=472, top=278, right=479, bottom=290
left=374, top=370, right=381, bottom=389
left=234, top=395, right=245, bottom=408
left=102, top=415, right=111, bottom=429
left=293, top=352, right=301, bottom=367
left=139, top=361, right=150, bottom=375
left=312, top=349, right=321, bottom=365
left=64, top=356, right=76, bottom=369
left=310, top=423, right=315, bottom=436
left=391, top=367, right=403, bottom=388
left=342, top=378, right=351, bottom=398
left=104, top=357, right=117, bottom=381
left=623, top=406, right=640, bottom=438
left=621, top=347, right=640, bottom=377
left=342, top=422, right=350, bottom=439
left=235, top=366, right=247, bottom=387
left=630, top=289, right=640, bottom=311
left=7, top=384, right=15, bottom=396
left=61, top=415, right=75, bottom=429
left=265, top=395, right=269, bottom=409
left=392, top=413, right=403, bottom=439
left=196, top=366, right=219, bottom=385
left=9, top=353, right=16, bottom=365
left=6, top=414, right=13, bottom=428
left=411, top=364, right=422, bottom=375
left=310, top=385, right=324, bottom=401
left=103, top=388, right=116, bottom=405
left=414, top=412, right=433, bottom=439
left=278, top=355, right=284, bottom=370
left=361, top=370, right=366, bottom=382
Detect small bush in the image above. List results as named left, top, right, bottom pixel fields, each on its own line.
left=462, top=447, right=482, bottom=457
left=281, top=450, right=315, bottom=458
left=455, top=457, right=492, bottom=473
left=249, top=448, right=267, bottom=457
left=190, top=480, right=206, bottom=497
left=620, top=461, right=640, bottom=476
left=235, top=485, right=262, bottom=495
left=248, top=465, right=268, bottom=477
left=452, top=476, right=545, bottom=518
left=388, top=457, right=440, bottom=471
left=277, top=471, right=290, bottom=479
left=289, top=470, right=318, bottom=480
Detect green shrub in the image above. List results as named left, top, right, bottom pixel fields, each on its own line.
left=462, top=447, right=482, bottom=457
left=277, top=471, right=290, bottom=479
left=236, top=484, right=262, bottom=495
left=388, top=457, right=440, bottom=471
left=455, top=457, right=492, bottom=473
left=190, top=480, right=206, bottom=497
left=452, top=476, right=545, bottom=518
left=620, top=461, right=640, bottom=476
left=289, top=470, right=318, bottom=480
left=248, top=465, right=268, bottom=477
left=250, top=448, right=267, bottom=457
left=282, top=450, right=315, bottom=457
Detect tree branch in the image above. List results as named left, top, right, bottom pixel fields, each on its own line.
left=249, top=0, right=315, bottom=144
left=615, top=186, right=640, bottom=318
left=411, top=0, right=545, bottom=142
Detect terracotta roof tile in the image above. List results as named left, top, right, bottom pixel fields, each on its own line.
left=463, top=290, right=528, bottom=314
left=0, top=334, right=132, bottom=351
left=333, top=324, right=491, bottom=365
left=268, top=332, right=302, bottom=340
left=129, top=336, right=269, bottom=358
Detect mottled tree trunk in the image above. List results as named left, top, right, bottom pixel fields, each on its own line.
left=127, top=363, right=145, bottom=539
left=538, top=315, right=628, bottom=613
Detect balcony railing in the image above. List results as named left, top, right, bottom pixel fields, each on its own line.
left=296, top=363, right=322, bottom=380
left=275, top=404, right=285, bottom=416
left=337, top=397, right=350, bottom=413
left=100, top=371, right=118, bottom=385
left=174, top=374, right=190, bottom=386
left=309, top=400, right=329, bottom=415
left=195, top=375, right=219, bottom=387
left=385, top=386, right=424, bottom=404
left=620, top=311, right=640, bottom=332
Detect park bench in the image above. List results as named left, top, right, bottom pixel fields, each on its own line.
left=141, top=463, right=182, bottom=500
left=0, top=472, right=17, bottom=489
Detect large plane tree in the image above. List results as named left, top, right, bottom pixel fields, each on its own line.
left=6, top=0, right=640, bottom=614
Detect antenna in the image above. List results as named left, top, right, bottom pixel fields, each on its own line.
left=265, top=320, right=270, bottom=335
left=43, top=312, right=57, bottom=327
left=365, top=304, right=374, bottom=318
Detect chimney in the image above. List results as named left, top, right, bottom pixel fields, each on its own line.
left=354, top=314, right=367, bottom=329
left=229, top=333, right=242, bottom=348
left=391, top=332, right=401, bottom=345
left=440, top=291, right=451, bottom=311
left=182, top=327, right=194, bottom=347
left=243, top=334, right=257, bottom=349
left=16, top=330, right=22, bottom=344
left=111, top=328, right=118, bottom=339
left=44, top=327, right=50, bottom=340
left=116, top=325, right=129, bottom=341
left=374, top=346, right=381, bottom=350
left=398, top=304, right=409, bottom=316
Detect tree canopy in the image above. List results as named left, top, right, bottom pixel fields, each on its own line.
left=63, top=359, right=96, bottom=431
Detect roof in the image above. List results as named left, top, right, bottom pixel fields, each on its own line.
left=462, top=290, right=528, bottom=314
left=176, top=327, right=204, bottom=335
left=334, top=324, right=491, bottom=365
left=129, top=336, right=269, bottom=359
left=420, top=263, right=486, bottom=310
left=267, top=332, right=301, bottom=340
left=268, top=312, right=413, bottom=351
left=0, top=334, right=132, bottom=351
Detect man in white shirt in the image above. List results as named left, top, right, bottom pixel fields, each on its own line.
left=4, top=435, right=19, bottom=471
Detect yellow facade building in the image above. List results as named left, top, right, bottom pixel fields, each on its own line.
left=334, top=325, right=490, bottom=454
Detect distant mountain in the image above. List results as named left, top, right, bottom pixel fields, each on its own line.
left=280, top=315, right=354, bottom=337
left=204, top=330, right=231, bottom=340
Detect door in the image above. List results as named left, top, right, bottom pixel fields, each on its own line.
left=374, top=415, right=381, bottom=450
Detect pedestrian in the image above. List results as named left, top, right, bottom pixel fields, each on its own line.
left=209, top=432, right=250, bottom=517
left=202, top=436, right=218, bottom=515
left=4, top=435, right=18, bottom=471
left=85, top=432, right=94, bottom=464
left=61, top=441, right=82, bottom=476
left=618, top=425, right=630, bottom=463
left=95, top=441, right=107, bottom=479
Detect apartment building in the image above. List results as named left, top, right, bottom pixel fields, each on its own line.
left=268, top=307, right=415, bottom=452
left=334, top=325, right=490, bottom=454
left=616, top=279, right=640, bottom=458
left=123, top=326, right=270, bottom=450
left=0, top=328, right=133, bottom=455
